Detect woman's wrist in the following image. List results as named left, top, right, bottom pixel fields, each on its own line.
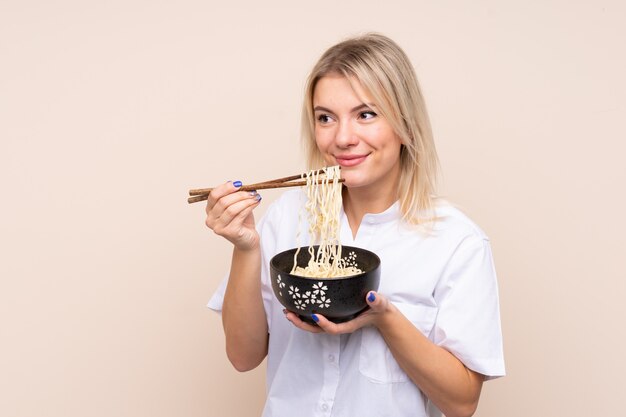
left=372, top=298, right=399, bottom=330
left=232, top=235, right=261, bottom=253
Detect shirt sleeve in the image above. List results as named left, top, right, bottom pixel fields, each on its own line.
left=206, top=272, right=228, bottom=312
left=432, top=234, right=506, bottom=379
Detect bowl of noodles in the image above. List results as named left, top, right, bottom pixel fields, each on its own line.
left=270, top=245, right=381, bottom=324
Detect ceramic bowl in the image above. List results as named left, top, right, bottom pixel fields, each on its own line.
left=270, top=245, right=381, bottom=324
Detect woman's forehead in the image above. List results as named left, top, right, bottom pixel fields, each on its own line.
left=313, top=75, right=374, bottom=108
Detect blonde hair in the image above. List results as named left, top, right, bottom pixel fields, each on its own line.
left=301, top=33, right=440, bottom=225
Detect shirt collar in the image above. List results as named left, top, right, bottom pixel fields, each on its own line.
left=342, top=201, right=401, bottom=226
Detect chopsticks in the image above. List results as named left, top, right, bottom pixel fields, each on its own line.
left=187, top=170, right=344, bottom=204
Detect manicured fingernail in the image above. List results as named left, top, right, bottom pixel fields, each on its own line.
left=249, top=190, right=258, bottom=196
left=255, top=193, right=262, bottom=202
left=311, top=314, right=319, bottom=323
left=367, top=292, right=376, bottom=302
left=233, top=180, right=242, bottom=188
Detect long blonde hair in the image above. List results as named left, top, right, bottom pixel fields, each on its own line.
left=301, top=33, right=440, bottom=225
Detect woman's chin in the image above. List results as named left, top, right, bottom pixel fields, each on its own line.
left=340, top=174, right=367, bottom=189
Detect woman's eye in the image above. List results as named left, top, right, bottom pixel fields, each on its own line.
left=317, top=114, right=333, bottom=123
left=359, top=111, right=377, bottom=120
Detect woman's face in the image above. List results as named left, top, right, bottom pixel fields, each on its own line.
left=313, top=74, right=403, bottom=192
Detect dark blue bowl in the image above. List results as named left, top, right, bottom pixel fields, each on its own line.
left=270, top=245, right=381, bottom=324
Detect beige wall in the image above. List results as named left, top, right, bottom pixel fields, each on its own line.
left=1, top=1, right=625, bottom=416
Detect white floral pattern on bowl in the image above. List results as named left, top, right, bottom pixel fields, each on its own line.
left=276, top=275, right=332, bottom=311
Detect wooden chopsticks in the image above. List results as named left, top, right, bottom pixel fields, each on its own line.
left=187, top=171, right=344, bottom=204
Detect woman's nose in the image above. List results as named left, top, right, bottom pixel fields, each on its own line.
left=335, top=121, right=359, bottom=148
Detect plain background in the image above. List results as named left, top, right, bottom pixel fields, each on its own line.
left=1, top=1, right=625, bottom=416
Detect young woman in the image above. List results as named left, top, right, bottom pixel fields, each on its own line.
left=205, top=33, right=505, bottom=417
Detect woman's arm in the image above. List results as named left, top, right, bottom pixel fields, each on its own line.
left=205, top=183, right=268, bottom=372
left=222, top=246, right=268, bottom=371
left=375, top=300, right=483, bottom=417
left=285, top=293, right=483, bottom=417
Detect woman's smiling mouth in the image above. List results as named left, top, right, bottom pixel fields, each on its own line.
left=335, top=154, right=369, bottom=167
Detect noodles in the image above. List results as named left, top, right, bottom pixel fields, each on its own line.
left=290, top=166, right=362, bottom=278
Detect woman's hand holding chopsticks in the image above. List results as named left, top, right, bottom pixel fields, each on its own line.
left=204, top=181, right=263, bottom=251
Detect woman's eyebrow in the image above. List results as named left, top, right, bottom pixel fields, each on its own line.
left=313, top=105, right=334, bottom=113
left=351, top=103, right=374, bottom=112
left=313, top=103, right=374, bottom=113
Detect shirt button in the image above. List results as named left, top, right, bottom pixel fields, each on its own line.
left=328, top=354, right=335, bottom=363
left=321, top=404, right=329, bottom=412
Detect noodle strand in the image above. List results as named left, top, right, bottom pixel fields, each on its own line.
left=291, top=166, right=362, bottom=278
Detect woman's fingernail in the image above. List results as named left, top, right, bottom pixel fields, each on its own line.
left=249, top=190, right=258, bottom=196
left=367, top=292, right=376, bottom=303
left=233, top=180, right=242, bottom=188
left=311, top=314, right=319, bottom=323
left=255, top=193, right=262, bottom=202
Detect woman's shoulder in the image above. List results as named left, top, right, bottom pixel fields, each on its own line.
left=257, top=189, right=307, bottom=251
left=432, top=200, right=489, bottom=242
left=269, top=188, right=305, bottom=210
left=260, top=189, right=306, bottom=223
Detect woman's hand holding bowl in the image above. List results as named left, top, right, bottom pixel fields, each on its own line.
left=284, top=291, right=394, bottom=334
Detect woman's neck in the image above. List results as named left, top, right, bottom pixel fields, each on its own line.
left=342, top=181, right=399, bottom=238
